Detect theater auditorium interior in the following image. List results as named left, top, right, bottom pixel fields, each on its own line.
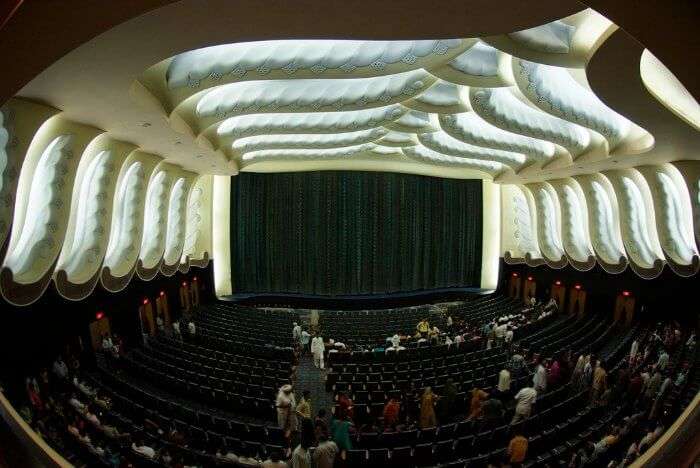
left=0, top=1, right=698, bottom=467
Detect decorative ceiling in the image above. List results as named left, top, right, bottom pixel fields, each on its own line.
left=136, top=9, right=653, bottom=181
left=1, top=2, right=699, bottom=305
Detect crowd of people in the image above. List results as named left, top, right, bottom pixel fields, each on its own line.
left=4, top=298, right=696, bottom=468
left=272, top=309, right=694, bottom=468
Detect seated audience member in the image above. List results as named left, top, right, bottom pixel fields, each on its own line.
left=160, top=448, right=173, bottom=465
left=262, top=449, right=288, bottom=468
left=68, top=393, right=86, bottom=412
left=172, top=320, right=181, bottom=337
left=237, top=443, right=263, bottom=467
left=417, top=318, right=430, bottom=337
left=216, top=443, right=238, bottom=464
left=131, top=435, right=156, bottom=459
left=508, top=431, right=528, bottom=465
left=52, top=356, right=69, bottom=380
left=188, top=319, right=196, bottom=335
left=101, top=334, right=114, bottom=352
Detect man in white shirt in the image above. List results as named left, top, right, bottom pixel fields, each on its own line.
left=131, top=437, right=156, bottom=459
left=391, top=334, right=401, bottom=348
left=301, top=330, right=311, bottom=355
left=533, top=361, right=547, bottom=393
left=172, top=321, right=181, bottom=337
left=446, top=315, right=453, bottom=329
left=504, top=327, right=514, bottom=345
left=512, top=386, right=537, bottom=424
left=188, top=320, right=196, bottom=335
left=292, top=322, right=301, bottom=345
left=311, top=335, right=325, bottom=369
left=495, top=323, right=507, bottom=343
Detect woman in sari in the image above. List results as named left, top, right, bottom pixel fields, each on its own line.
left=419, top=387, right=439, bottom=428
left=330, top=414, right=354, bottom=461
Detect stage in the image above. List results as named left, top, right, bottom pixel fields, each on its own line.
left=219, top=287, right=493, bottom=310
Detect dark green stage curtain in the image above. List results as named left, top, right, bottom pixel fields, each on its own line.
left=230, top=171, right=482, bottom=295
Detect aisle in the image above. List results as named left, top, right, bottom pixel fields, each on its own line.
left=294, top=354, right=334, bottom=418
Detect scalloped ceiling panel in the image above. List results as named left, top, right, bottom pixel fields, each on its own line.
left=140, top=8, right=652, bottom=181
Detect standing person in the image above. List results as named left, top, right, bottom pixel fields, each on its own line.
left=533, top=360, right=547, bottom=394
left=442, top=378, right=458, bottom=421
left=383, top=397, right=401, bottom=429
left=314, top=409, right=329, bottom=441
left=330, top=415, right=354, bottom=461
left=296, top=390, right=312, bottom=426
left=300, top=329, right=311, bottom=356
left=311, top=335, right=325, bottom=369
left=591, top=361, right=608, bottom=405
left=446, top=315, right=453, bottom=331
left=293, top=323, right=302, bottom=348
left=482, top=396, right=504, bottom=428
left=276, top=385, right=297, bottom=436
left=336, top=392, right=354, bottom=421
left=292, top=419, right=314, bottom=468
left=629, top=339, right=639, bottom=364
left=467, top=387, right=488, bottom=420
left=313, top=434, right=338, bottom=468
left=496, top=369, right=512, bottom=399
left=548, top=356, right=562, bottom=389
left=508, top=431, right=529, bottom=466
left=419, top=387, right=439, bottom=428
left=511, top=386, right=537, bottom=424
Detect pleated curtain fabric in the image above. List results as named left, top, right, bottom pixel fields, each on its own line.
left=230, top=171, right=482, bottom=295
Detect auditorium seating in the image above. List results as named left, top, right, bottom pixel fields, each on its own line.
left=319, top=305, right=441, bottom=348
left=188, top=303, right=299, bottom=350
left=8, top=293, right=697, bottom=468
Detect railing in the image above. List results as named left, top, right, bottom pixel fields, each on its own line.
left=0, top=391, right=72, bottom=468
left=631, top=391, right=700, bottom=468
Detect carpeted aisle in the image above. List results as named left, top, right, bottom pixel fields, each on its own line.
left=294, top=354, right=334, bottom=420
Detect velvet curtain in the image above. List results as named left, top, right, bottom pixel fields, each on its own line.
left=230, top=171, right=482, bottom=295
